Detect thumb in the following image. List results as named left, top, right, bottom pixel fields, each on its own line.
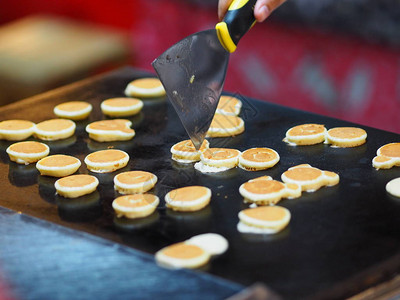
left=255, top=0, right=286, bottom=22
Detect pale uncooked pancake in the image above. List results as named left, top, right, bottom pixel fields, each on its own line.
left=34, top=119, right=76, bottom=141
left=325, top=127, right=367, bottom=147
left=284, top=124, right=326, bottom=146
left=86, top=119, right=135, bottom=142
left=53, top=101, right=92, bottom=120
left=112, top=193, right=159, bottom=219
left=165, top=186, right=211, bottom=212
left=36, top=154, right=81, bottom=177
left=124, top=78, right=166, bottom=98
left=185, top=233, right=229, bottom=256
left=55, top=174, right=99, bottom=198
left=238, top=206, right=291, bottom=234
left=206, top=114, right=244, bottom=138
left=155, top=242, right=210, bottom=269
left=101, top=97, right=143, bottom=117
left=239, top=176, right=301, bottom=205
left=196, top=148, right=241, bottom=173
left=170, top=139, right=209, bottom=163
left=281, top=164, right=339, bottom=192
left=215, top=95, right=242, bottom=116
left=114, top=170, right=157, bottom=194
left=373, top=143, right=400, bottom=169
left=386, top=178, right=400, bottom=198
left=0, top=120, right=35, bottom=141
left=239, top=148, right=280, bottom=171
left=84, top=149, right=129, bottom=173
left=6, top=141, right=49, bottom=164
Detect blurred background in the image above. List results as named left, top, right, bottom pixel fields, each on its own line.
left=0, top=0, right=399, bottom=133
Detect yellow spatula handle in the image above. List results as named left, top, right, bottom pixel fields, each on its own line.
left=216, top=0, right=257, bottom=53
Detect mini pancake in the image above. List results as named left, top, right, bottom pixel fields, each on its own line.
left=84, top=149, right=129, bottom=173
left=34, top=119, right=76, bottom=141
left=373, top=143, right=400, bottom=170
left=53, top=101, right=92, bottom=120
left=206, top=114, right=244, bottom=138
left=284, top=124, right=326, bottom=146
left=155, top=242, right=210, bottom=269
left=195, top=148, right=241, bottom=173
left=114, top=170, right=157, bottom=194
left=6, top=141, right=49, bottom=164
left=55, top=174, right=99, bottom=198
left=36, top=154, right=81, bottom=177
left=101, top=97, right=143, bottom=117
left=239, top=176, right=301, bottom=205
left=386, top=178, right=400, bottom=198
left=0, top=120, right=35, bottom=141
left=165, top=186, right=211, bottom=212
left=85, top=119, right=135, bottom=142
left=215, top=95, right=242, bottom=116
left=238, top=206, right=291, bottom=234
left=281, top=164, right=339, bottom=192
left=124, top=77, right=166, bottom=98
left=185, top=233, right=229, bottom=256
left=112, top=193, right=159, bottom=219
left=325, top=127, right=367, bottom=147
left=170, top=139, right=209, bottom=163
left=239, top=147, right=280, bottom=171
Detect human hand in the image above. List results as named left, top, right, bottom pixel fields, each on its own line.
left=218, top=0, right=287, bottom=22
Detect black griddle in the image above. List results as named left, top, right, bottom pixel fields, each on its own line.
left=0, top=67, right=400, bottom=299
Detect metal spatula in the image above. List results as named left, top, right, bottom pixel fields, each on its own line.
left=152, top=0, right=257, bottom=149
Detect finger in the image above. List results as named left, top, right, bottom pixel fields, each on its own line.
left=255, top=0, right=286, bottom=22
left=218, top=0, right=234, bottom=21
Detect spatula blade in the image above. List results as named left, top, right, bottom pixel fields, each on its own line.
left=152, top=29, right=229, bottom=150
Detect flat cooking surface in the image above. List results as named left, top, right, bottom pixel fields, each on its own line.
left=0, top=67, right=400, bottom=299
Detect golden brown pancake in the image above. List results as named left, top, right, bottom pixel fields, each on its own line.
left=170, top=139, right=209, bottom=163
left=55, top=174, right=99, bottom=198
left=243, top=206, right=286, bottom=221
left=239, top=176, right=301, bottom=205
left=53, top=101, right=92, bottom=120
left=238, top=206, right=291, bottom=234
left=34, top=119, right=76, bottom=141
left=86, top=119, right=135, bottom=142
left=325, top=127, right=367, bottom=147
left=36, top=154, right=81, bottom=177
left=0, top=120, right=35, bottom=141
left=124, top=78, right=166, bottom=98
left=114, top=170, right=157, bottom=194
left=165, top=186, right=211, bottom=212
left=201, top=148, right=240, bottom=166
left=112, top=193, right=159, bottom=219
left=101, top=97, right=143, bottom=117
left=195, top=147, right=241, bottom=173
left=6, top=141, right=49, bottom=164
left=373, top=143, right=400, bottom=169
left=155, top=242, right=210, bottom=269
left=284, top=124, right=326, bottom=145
left=84, top=149, right=129, bottom=173
left=215, top=95, right=242, bottom=116
left=281, top=164, right=339, bottom=192
left=206, top=114, right=244, bottom=138
left=239, top=147, right=280, bottom=171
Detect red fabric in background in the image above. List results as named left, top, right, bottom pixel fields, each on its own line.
left=0, top=0, right=399, bottom=133
left=0, top=0, right=142, bottom=30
